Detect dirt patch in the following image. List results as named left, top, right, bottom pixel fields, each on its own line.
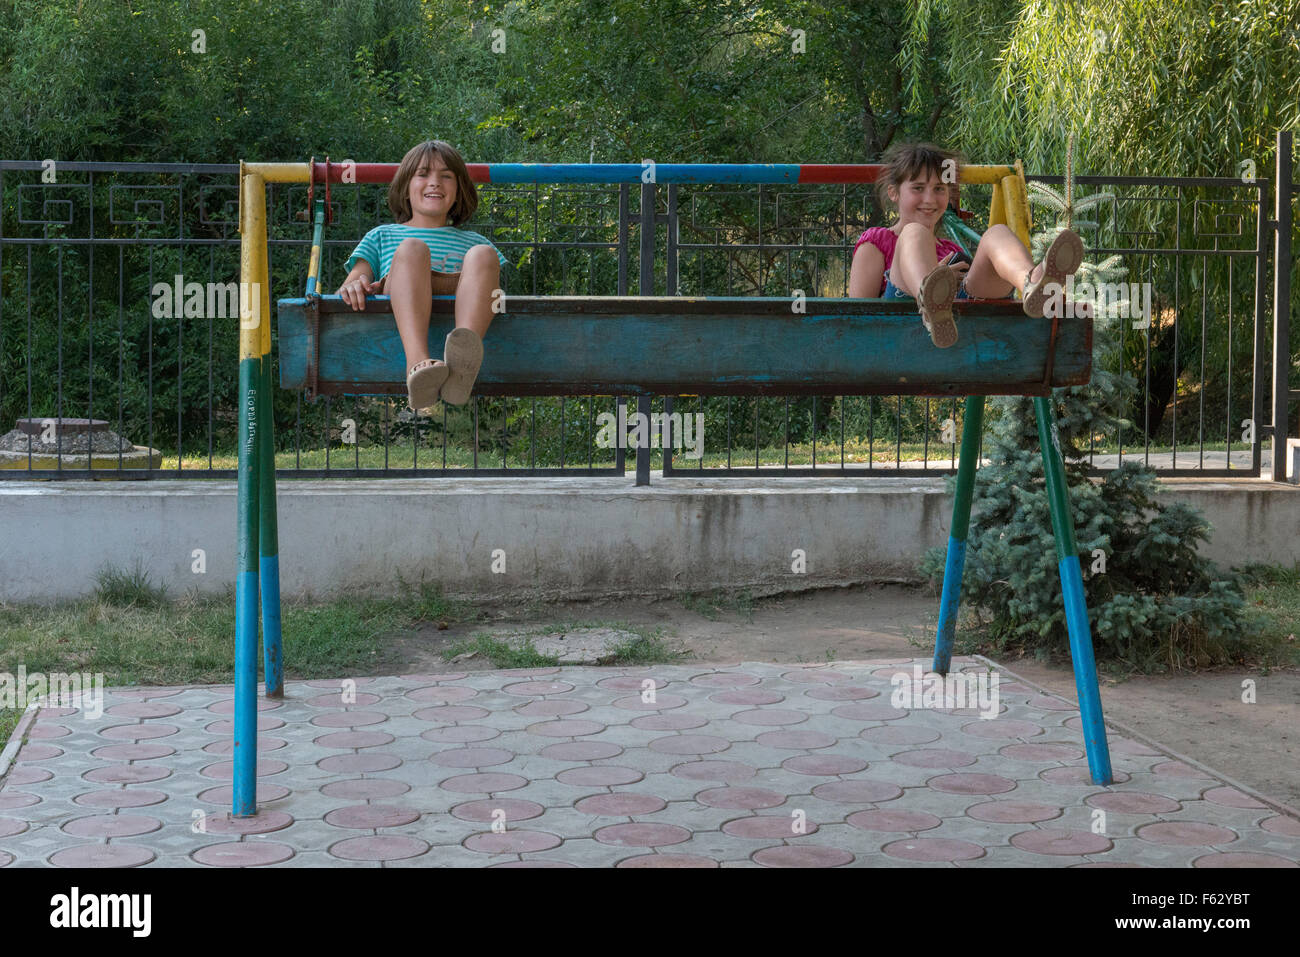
left=385, top=582, right=1300, bottom=810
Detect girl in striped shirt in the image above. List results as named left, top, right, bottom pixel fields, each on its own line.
left=338, top=140, right=510, bottom=408
left=849, top=141, right=1082, bottom=348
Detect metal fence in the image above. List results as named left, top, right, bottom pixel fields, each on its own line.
left=2, top=142, right=1295, bottom=483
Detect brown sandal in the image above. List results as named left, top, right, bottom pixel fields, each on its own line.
left=1022, top=228, right=1084, bottom=317
left=406, top=358, right=449, bottom=411
left=917, top=264, right=960, bottom=348
left=439, top=328, right=484, bottom=406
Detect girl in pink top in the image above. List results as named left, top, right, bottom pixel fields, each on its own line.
left=848, top=141, right=1083, bottom=348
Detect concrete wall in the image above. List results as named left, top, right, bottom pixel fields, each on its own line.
left=1, top=476, right=1296, bottom=604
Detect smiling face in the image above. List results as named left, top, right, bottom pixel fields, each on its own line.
left=407, top=151, right=458, bottom=227
left=888, top=169, right=949, bottom=231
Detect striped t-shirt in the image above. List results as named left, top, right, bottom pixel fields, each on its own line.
left=345, top=223, right=510, bottom=279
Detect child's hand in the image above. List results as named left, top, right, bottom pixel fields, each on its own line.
left=336, top=277, right=383, bottom=311
left=939, top=252, right=969, bottom=277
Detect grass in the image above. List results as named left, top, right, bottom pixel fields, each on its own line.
left=676, top=588, right=756, bottom=622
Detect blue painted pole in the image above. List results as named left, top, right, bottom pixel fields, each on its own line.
left=932, top=396, right=984, bottom=675
left=1034, top=396, right=1114, bottom=785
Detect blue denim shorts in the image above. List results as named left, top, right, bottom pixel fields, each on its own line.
left=882, top=270, right=970, bottom=301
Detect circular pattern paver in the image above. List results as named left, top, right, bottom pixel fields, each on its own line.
left=106, top=701, right=183, bottom=718
left=961, top=719, right=1045, bottom=740
left=61, top=814, right=163, bottom=838
left=465, top=830, right=562, bottom=854
left=492, top=860, right=577, bottom=868
left=690, top=673, right=760, bottom=688
left=451, top=799, right=546, bottom=822
left=1192, top=852, right=1298, bottom=868
left=439, top=773, right=529, bottom=793
left=1039, top=767, right=1130, bottom=786
left=1152, top=760, right=1212, bottom=779
left=204, top=717, right=285, bottom=735
left=200, top=759, right=288, bottom=779
left=433, top=748, right=515, bottom=768
left=313, top=731, right=394, bottom=749
left=207, top=697, right=283, bottom=714
left=330, top=836, right=429, bottom=861
left=27, top=723, right=70, bottom=739
left=1136, top=821, right=1238, bottom=846
left=202, top=810, right=295, bottom=835
left=648, top=734, right=730, bottom=755
left=723, top=815, right=820, bottom=838
left=847, top=809, right=942, bottom=832
left=527, top=719, right=607, bottom=737
left=515, top=700, right=587, bottom=717
left=882, top=838, right=984, bottom=862
left=204, top=737, right=288, bottom=755
left=556, top=766, right=643, bottom=786
left=928, top=773, right=1017, bottom=795
left=502, top=680, right=573, bottom=696
left=97, top=728, right=180, bottom=743
left=413, top=706, right=492, bottom=723
left=806, top=685, right=878, bottom=701
left=541, top=741, right=623, bottom=761
left=891, top=749, right=977, bottom=769
left=967, top=801, right=1063, bottom=824
left=732, top=709, right=807, bottom=727
left=999, top=742, right=1082, bottom=762
left=309, top=710, right=388, bottom=729
left=1010, top=829, right=1114, bottom=856
left=614, top=694, right=688, bottom=712
left=812, top=780, right=904, bottom=804
left=406, top=686, right=477, bottom=704
left=317, top=753, right=401, bottom=773
left=597, top=676, right=668, bottom=691
left=1203, top=786, right=1267, bottom=809
left=497, top=667, right=560, bottom=677
left=0, top=817, right=28, bottom=838
left=710, top=689, right=784, bottom=706
left=860, top=725, right=941, bottom=745
left=575, top=794, right=668, bottom=816
left=304, top=678, right=376, bottom=689
left=4, top=766, right=53, bottom=786
left=1261, top=815, right=1300, bottom=837
left=618, top=854, right=718, bottom=868
left=832, top=701, right=907, bottom=721
left=324, top=805, right=422, bottom=829
left=197, top=784, right=291, bottom=805
left=696, top=786, right=786, bottom=810
left=193, top=843, right=294, bottom=867
left=753, top=846, right=853, bottom=867
left=306, top=691, right=382, bottom=708
left=594, top=823, right=691, bottom=847
left=421, top=725, right=500, bottom=744
left=670, top=760, right=757, bottom=783
left=0, top=791, right=41, bottom=810
left=18, top=744, right=64, bottom=760
left=782, top=669, right=851, bottom=685
left=755, top=730, right=836, bottom=750
left=782, top=755, right=867, bottom=776
left=50, top=845, right=155, bottom=868
left=73, top=788, right=168, bottom=809
left=83, top=765, right=171, bottom=784
left=631, top=714, right=708, bottom=731
left=1086, top=792, right=1181, bottom=815
left=321, top=779, right=411, bottom=799
left=90, top=744, right=181, bottom=761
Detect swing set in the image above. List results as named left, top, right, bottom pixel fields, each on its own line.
left=231, top=158, right=1112, bottom=817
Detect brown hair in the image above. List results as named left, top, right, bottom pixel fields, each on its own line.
left=875, top=141, right=966, bottom=216
left=388, top=140, right=478, bottom=226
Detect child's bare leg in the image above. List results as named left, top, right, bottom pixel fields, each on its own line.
left=890, top=222, right=942, bottom=296
left=964, top=224, right=1041, bottom=298
left=389, top=238, right=434, bottom=368
left=454, top=244, right=500, bottom=339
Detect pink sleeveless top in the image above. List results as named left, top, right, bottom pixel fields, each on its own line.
left=854, top=226, right=964, bottom=296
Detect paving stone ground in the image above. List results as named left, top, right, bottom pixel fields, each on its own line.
left=1, top=657, right=1297, bottom=868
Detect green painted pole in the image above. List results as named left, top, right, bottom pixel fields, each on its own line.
left=1034, top=396, right=1114, bottom=785
left=259, top=352, right=283, bottom=698
left=932, top=395, right=984, bottom=675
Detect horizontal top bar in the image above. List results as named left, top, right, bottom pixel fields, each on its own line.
left=285, top=161, right=1016, bottom=186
